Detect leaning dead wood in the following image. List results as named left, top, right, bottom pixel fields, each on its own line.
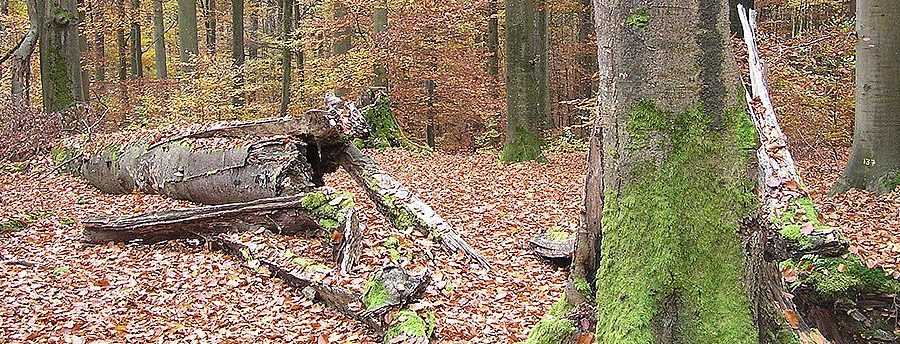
left=81, top=194, right=324, bottom=244
left=198, top=232, right=387, bottom=333
left=334, top=144, right=491, bottom=269
left=333, top=208, right=363, bottom=275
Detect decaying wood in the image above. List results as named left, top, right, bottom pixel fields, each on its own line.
left=72, top=136, right=316, bottom=205
left=81, top=194, right=324, bottom=244
left=333, top=208, right=362, bottom=275
left=528, top=234, right=574, bottom=262
left=197, top=232, right=387, bottom=333
left=333, top=144, right=491, bottom=269
left=738, top=5, right=898, bottom=343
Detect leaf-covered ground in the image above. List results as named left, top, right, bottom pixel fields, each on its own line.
left=0, top=151, right=585, bottom=343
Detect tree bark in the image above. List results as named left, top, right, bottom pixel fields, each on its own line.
left=248, top=2, right=258, bottom=59
left=117, top=0, right=128, bottom=81
left=332, top=1, right=350, bottom=98
left=152, top=0, right=167, bottom=78
left=93, top=0, right=106, bottom=83
left=37, top=0, right=87, bottom=114
left=204, top=0, right=216, bottom=54
left=130, top=0, right=143, bottom=78
left=501, top=0, right=550, bottom=162
left=373, top=0, right=388, bottom=89
left=177, top=0, right=199, bottom=71
left=333, top=144, right=491, bottom=268
left=82, top=194, right=328, bottom=244
left=278, top=0, right=291, bottom=116
left=0, top=0, right=8, bottom=15
left=485, top=0, right=499, bottom=78
left=833, top=0, right=900, bottom=195
left=231, top=0, right=244, bottom=106
left=11, top=0, right=39, bottom=110
left=545, top=0, right=757, bottom=342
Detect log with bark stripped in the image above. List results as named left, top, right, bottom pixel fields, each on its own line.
left=82, top=192, right=362, bottom=274
left=333, top=144, right=491, bottom=269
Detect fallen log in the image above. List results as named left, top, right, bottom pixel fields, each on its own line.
left=82, top=191, right=362, bottom=274
left=333, top=144, right=491, bottom=269
left=361, top=266, right=433, bottom=343
left=198, top=232, right=387, bottom=333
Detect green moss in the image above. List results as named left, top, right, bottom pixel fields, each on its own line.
left=875, top=170, right=900, bottom=194
left=360, top=94, right=431, bottom=153
left=573, top=277, right=592, bottom=299
left=733, top=107, right=758, bottom=149
left=0, top=220, right=25, bottom=232
left=362, top=277, right=390, bottom=310
left=523, top=315, right=576, bottom=344
left=546, top=226, right=572, bottom=242
left=383, top=310, right=430, bottom=343
left=300, top=192, right=328, bottom=209
left=776, top=197, right=846, bottom=251
left=300, top=192, right=354, bottom=230
left=595, top=101, right=757, bottom=344
left=783, top=255, right=900, bottom=299
left=501, top=126, right=548, bottom=163
left=779, top=225, right=814, bottom=250
left=627, top=7, right=651, bottom=31
left=549, top=293, right=574, bottom=316
left=51, top=147, right=75, bottom=164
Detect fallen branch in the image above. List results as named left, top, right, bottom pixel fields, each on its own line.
left=334, top=144, right=491, bottom=269
left=81, top=194, right=327, bottom=244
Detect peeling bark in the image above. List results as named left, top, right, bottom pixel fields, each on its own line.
left=334, top=145, right=491, bottom=268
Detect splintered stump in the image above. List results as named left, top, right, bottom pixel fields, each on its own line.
left=82, top=191, right=362, bottom=274
left=333, top=145, right=490, bottom=269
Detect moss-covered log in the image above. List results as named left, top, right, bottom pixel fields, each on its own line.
left=333, top=144, right=491, bottom=268
left=361, top=266, right=433, bottom=343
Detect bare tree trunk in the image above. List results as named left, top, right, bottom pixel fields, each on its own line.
left=833, top=0, right=900, bottom=195
left=501, top=0, right=550, bottom=162
left=332, top=1, right=350, bottom=98
left=373, top=0, right=388, bottom=89
left=11, top=0, right=39, bottom=110
left=278, top=0, right=291, bottom=116
left=248, top=5, right=258, bottom=59
left=117, top=0, right=128, bottom=81
left=177, top=0, right=199, bottom=71
left=152, top=0, right=167, bottom=78
left=231, top=0, right=244, bottom=106
left=485, top=0, right=499, bottom=78
left=130, top=0, right=143, bottom=78
left=1, top=0, right=8, bottom=15
left=204, top=0, right=217, bottom=54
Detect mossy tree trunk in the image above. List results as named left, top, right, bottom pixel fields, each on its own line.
left=543, top=0, right=762, bottom=342
left=502, top=0, right=550, bottom=163
left=130, top=0, right=143, bottom=78
left=833, top=0, right=900, bottom=195
left=152, top=0, right=167, bottom=78
left=177, top=0, right=199, bottom=71
left=37, top=0, right=87, bottom=114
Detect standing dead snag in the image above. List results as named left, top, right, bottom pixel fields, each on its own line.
left=333, top=144, right=491, bottom=269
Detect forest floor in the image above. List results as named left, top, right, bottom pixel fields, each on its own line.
left=0, top=151, right=585, bottom=343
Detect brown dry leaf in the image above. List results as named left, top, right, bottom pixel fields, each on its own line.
left=576, top=332, right=595, bottom=344
left=782, top=265, right=798, bottom=283
left=783, top=309, right=800, bottom=329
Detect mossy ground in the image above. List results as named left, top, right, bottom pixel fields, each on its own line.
left=362, top=276, right=390, bottom=310
left=594, top=101, right=758, bottom=343
left=781, top=254, right=900, bottom=299
left=522, top=294, right=576, bottom=344
left=382, top=309, right=434, bottom=343
left=501, top=126, right=548, bottom=163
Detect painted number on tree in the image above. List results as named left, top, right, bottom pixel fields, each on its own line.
left=863, top=158, right=876, bottom=166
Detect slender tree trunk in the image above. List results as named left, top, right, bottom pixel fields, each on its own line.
left=77, top=0, right=92, bottom=97
left=130, top=0, right=143, bottom=77
left=178, top=0, right=199, bottom=71
left=11, top=0, right=39, bottom=110
left=278, top=0, right=291, bottom=116
left=485, top=0, right=499, bottom=78
left=204, top=0, right=216, bottom=54
left=94, top=24, right=106, bottom=82
left=425, top=79, right=436, bottom=148
left=248, top=6, right=258, bottom=59
left=293, top=2, right=303, bottom=81
left=501, top=0, right=550, bottom=162
left=373, top=0, right=388, bottom=89
left=332, top=1, right=350, bottom=98
left=1, top=0, right=8, bottom=15
left=37, top=0, right=87, bottom=114
left=117, top=0, right=128, bottom=81
left=231, top=0, right=244, bottom=106
left=576, top=0, right=596, bottom=95
left=152, top=0, right=167, bottom=78
left=833, top=0, right=900, bottom=195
